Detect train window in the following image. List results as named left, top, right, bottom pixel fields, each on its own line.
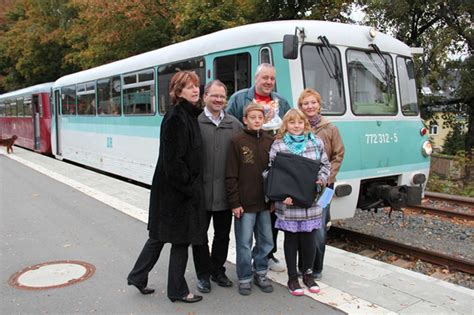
left=157, top=58, right=205, bottom=114
left=97, top=76, right=121, bottom=115
left=347, top=50, right=397, bottom=116
left=9, top=101, right=17, bottom=116
left=0, top=103, right=4, bottom=116
left=214, top=53, right=250, bottom=97
left=77, top=81, right=97, bottom=116
left=397, top=57, right=419, bottom=116
left=302, top=44, right=345, bottom=115
left=123, top=69, right=155, bottom=115
left=17, top=98, right=25, bottom=116
left=259, top=47, right=273, bottom=65
left=62, top=85, right=77, bottom=115
left=24, top=97, right=32, bottom=116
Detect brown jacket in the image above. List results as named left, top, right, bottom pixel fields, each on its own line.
left=226, top=129, right=273, bottom=212
left=313, top=116, right=345, bottom=184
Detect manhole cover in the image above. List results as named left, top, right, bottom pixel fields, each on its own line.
left=8, top=260, right=95, bottom=290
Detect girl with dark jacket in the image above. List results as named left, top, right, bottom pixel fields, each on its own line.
left=127, top=71, right=206, bottom=303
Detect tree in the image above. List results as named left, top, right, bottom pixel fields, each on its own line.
left=171, top=0, right=250, bottom=42
left=245, top=0, right=353, bottom=22
left=456, top=55, right=474, bottom=181
left=0, top=0, right=78, bottom=92
left=443, top=125, right=466, bottom=155
left=65, top=0, right=174, bottom=69
left=171, top=0, right=355, bottom=43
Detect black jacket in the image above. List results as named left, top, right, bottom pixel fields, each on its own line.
left=148, top=100, right=206, bottom=245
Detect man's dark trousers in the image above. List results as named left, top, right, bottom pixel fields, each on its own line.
left=192, top=209, right=233, bottom=279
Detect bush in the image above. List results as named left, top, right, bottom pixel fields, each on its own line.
left=443, top=126, right=466, bottom=155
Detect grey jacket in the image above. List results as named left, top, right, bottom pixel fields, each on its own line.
left=226, top=86, right=292, bottom=123
left=198, top=111, right=242, bottom=211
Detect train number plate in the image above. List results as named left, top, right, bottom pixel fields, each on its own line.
left=365, top=133, right=398, bottom=144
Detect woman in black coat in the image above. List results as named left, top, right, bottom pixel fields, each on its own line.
left=127, top=71, right=206, bottom=303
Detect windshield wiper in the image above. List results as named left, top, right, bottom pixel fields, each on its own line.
left=369, top=43, right=394, bottom=99
left=369, top=44, right=394, bottom=86
left=317, top=36, right=342, bottom=97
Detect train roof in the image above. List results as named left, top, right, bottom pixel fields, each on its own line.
left=53, top=20, right=413, bottom=88
left=0, top=82, right=54, bottom=100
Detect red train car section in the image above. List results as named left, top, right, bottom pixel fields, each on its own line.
left=0, top=82, right=54, bottom=154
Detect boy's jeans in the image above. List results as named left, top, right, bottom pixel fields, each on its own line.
left=234, top=210, right=273, bottom=283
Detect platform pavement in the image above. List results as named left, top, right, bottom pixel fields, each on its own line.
left=2, top=147, right=473, bottom=315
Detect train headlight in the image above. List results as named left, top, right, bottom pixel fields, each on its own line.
left=368, top=27, right=377, bottom=40
left=422, top=141, right=433, bottom=156
left=420, top=127, right=427, bottom=136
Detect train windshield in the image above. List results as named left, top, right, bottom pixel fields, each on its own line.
left=301, top=44, right=345, bottom=115
left=347, top=50, right=397, bottom=115
left=397, top=57, right=419, bottom=115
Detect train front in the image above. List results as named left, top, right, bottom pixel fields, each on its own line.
left=283, top=22, right=432, bottom=219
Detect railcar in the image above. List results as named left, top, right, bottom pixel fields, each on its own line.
left=0, top=82, right=54, bottom=154
left=49, top=20, right=431, bottom=219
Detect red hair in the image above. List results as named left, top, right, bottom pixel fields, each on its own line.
left=169, top=71, right=200, bottom=104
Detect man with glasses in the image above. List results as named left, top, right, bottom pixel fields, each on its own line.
left=192, top=80, right=242, bottom=293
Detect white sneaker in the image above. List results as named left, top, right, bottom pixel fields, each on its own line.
left=326, top=221, right=332, bottom=231
left=268, top=257, right=286, bottom=272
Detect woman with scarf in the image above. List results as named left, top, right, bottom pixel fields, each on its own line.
left=269, top=108, right=330, bottom=296
left=297, top=88, right=345, bottom=280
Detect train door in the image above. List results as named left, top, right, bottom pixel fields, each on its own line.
left=53, top=89, right=62, bottom=156
left=213, top=52, right=251, bottom=96
left=32, top=94, right=41, bottom=150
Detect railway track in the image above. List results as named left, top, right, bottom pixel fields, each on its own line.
left=408, top=204, right=474, bottom=221
left=407, top=191, right=474, bottom=221
left=424, top=191, right=474, bottom=206
left=329, top=226, right=474, bottom=274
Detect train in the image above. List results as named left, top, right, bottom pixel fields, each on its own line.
left=0, top=20, right=432, bottom=219
left=0, top=82, right=54, bottom=154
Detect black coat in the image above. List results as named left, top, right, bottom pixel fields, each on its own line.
left=148, top=100, right=206, bottom=245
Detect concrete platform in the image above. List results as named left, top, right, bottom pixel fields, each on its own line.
left=3, top=147, right=473, bottom=314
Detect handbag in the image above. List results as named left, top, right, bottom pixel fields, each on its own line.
left=264, top=152, right=320, bottom=208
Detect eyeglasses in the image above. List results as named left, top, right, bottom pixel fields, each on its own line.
left=207, top=94, right=226, bottom=100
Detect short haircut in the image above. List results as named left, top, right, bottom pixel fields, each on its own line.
left=244, top=102, right=265, bottom=118
left=255, top=63, right=275, bottom=78
left=169, top=71, right=200, bottom=104
left=297, top=88, right=322, bottom=109
left=204, top=79, right=227, bottom=94
left=276, top=108, right=312, bottom=139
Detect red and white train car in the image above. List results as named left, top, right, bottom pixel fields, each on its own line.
left=0, top=82, right=54, bottom=154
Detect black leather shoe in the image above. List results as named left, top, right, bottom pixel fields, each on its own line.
left=211, top=273, right=233, bottom=287
left=170, top=294, right=203, bottom=303
left=127, top=279, right=155, bottom=295
left=197, top=278, right=211, bottom=293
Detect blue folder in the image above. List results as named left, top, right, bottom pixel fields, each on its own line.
left=316, top=187, right=334, bottom=208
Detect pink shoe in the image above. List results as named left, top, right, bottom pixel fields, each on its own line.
left=288, top=278, right=304, bottom=296
left=303, top=272, right=320, bottom=293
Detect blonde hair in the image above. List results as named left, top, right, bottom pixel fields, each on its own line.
left=297, top=88, right=322, bottom=111
left=276, top=108, right=312, bottom=139
left=244, top=102, right=265, bottom=117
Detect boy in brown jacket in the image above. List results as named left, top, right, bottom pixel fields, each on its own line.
left=226, top=103, right=274, bottom=296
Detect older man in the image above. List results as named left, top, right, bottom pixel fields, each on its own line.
left=192, top=80, right=242, bottom=293
left=226, top=63, right=291, bottom=272
left=227, top=63, right=291, bottom=135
